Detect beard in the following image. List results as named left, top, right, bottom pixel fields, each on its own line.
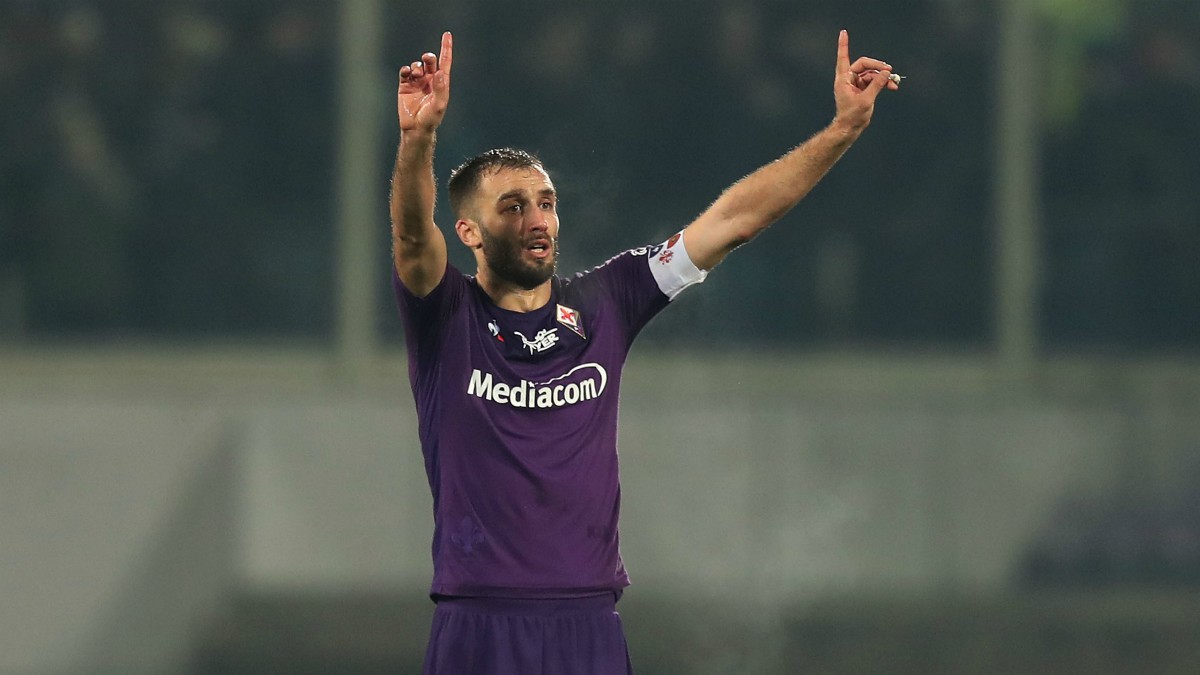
left=479, top=227, right=558, bottom=290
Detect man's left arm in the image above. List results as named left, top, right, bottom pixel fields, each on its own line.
left=683, top=30, right=898, bottom=271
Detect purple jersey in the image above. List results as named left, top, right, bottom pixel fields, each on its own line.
left=393, top=233, right=706, bottom=599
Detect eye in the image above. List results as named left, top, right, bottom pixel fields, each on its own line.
left=539, top=201, right=554, bottom=211
left=506, top=203, right=523, bottom=214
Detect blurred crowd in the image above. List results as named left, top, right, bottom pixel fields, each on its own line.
left=0, top=0, right=336, bottom=338
left=1, top=0, right=1197, bottom=350
left=1040, top=2, right=1200, bottom=351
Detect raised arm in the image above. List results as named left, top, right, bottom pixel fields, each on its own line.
left=391, top=32, right=453, bottom=297
left=682, top=30, right=898, bottom=271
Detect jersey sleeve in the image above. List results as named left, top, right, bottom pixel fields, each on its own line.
left=571, top=230, right=708, bottom=345
left=392, top=261, right=467, bottom=364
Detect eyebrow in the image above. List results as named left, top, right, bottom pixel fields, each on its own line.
left=496, top=188, right=557, bottom=203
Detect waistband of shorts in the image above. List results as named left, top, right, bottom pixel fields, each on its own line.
left=433, top=592, right=619, bottom=617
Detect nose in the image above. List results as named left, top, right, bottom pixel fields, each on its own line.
left=526, top=209, right=549, bottom=234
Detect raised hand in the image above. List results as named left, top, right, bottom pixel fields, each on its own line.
left=833, top=30, right=897, bottom=132
left=398, top=32, right=453, bottom=135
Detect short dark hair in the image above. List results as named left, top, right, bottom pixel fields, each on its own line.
left=447, top=148, right=545, bottom=218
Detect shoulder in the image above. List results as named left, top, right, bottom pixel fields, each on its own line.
left=393, top=260, right=473, bottom=320
left=566, top=232, right=707, bottom=302
left=566, top=246, right=657, bottom=286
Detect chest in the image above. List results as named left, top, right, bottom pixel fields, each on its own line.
left=477, top=300, right=596, bottom=364
left=447, top=297, right=621, bottom=417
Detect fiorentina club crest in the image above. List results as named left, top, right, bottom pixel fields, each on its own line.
left=556, top=304, right=586, bottom=339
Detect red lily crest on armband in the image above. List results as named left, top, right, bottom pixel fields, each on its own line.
left=656, top=231, right=683, bottom=264
left=556, top=304, right=586, bottom=340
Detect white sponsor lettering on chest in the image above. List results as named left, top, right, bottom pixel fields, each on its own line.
left=515, top=328, right=559, bottom=354
left=467, top=363, right=609, bottom=409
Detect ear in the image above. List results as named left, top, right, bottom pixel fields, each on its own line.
left=455, top=219, right=481, bottom=248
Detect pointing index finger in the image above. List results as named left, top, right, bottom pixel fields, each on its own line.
left=439, top=31, right=453, bottom=76
left=836, top=29, right=850, bottom=77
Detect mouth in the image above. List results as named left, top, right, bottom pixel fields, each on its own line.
left=525, top=239, right=553, bottom=260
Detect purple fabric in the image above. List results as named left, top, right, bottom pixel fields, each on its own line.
left=422, top=594, right=634, bottom=675
left=393, top=249, right=669, bottom=598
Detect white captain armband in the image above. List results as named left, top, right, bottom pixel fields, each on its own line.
left=645, top=230, right=708, bottom=301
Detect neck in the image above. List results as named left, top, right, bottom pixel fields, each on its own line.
left=476, top=269, right=552, bottom=312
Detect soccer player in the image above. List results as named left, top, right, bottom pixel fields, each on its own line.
left=392, top=30, right=896, bottom=675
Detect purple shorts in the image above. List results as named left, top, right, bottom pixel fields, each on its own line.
left=422, top=593, right=634, bottom=675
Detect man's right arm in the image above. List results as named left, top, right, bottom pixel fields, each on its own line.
left=391, top=32, right=453, bottom=298
left=391, top=131, right=446, bottom=297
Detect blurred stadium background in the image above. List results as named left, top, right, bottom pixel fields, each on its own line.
left=2, top=0, right=1199, bottom=672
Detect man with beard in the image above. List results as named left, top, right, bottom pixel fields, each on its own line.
left=392, top=31, right=897, bottom=675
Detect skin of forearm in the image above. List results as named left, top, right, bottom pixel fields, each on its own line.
left=711, top=118, right=864, bottom=244
left=390, top=130, right=438, bottom=251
